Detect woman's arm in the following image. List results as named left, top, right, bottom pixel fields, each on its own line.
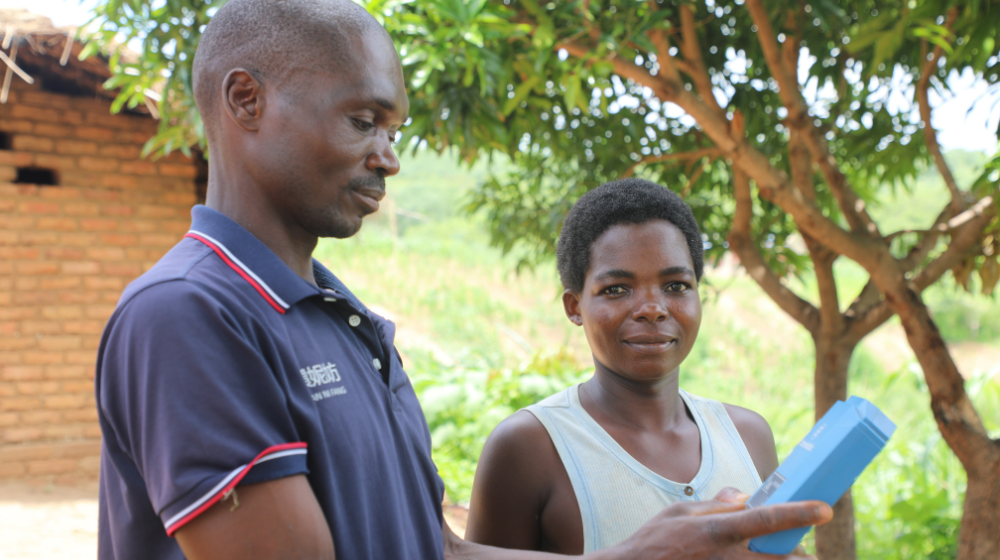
left=724, top=404, right=780, bottom=481
left=465, top=410, right=561, bottom=550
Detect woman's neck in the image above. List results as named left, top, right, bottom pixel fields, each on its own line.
left=579, top=361, right=689, bottom=434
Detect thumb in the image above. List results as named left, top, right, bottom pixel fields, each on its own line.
left=712, top=487, right=751, bottom=505
left=659, top=497, right=746, bottom=519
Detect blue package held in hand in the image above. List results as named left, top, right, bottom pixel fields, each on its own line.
left=746, top=396, right=896, bottom=554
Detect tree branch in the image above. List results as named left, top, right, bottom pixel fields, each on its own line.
left=917, top=7, right=963, bottom=212
left=912, top=196, right=996, bottom=292
left=727, top=124, right=820, bottom=333
left=622, top=147, right=720, bottom=177
left=559, top=40, right=880, bottom=272
left=743, top=0, right=799, bottom=112
left=847, top=298, right=895, bottom=342
left=845, top=278, right=881, bottom=318
left=899, top=204, right=952, bottom=271
left=788, top=105, right=842, bottom=332
left=844, top=276, right=895, bottom=342
left=745, top=0, right=882, bottom=238
left=847, top=198, right=994, bottom=340
left=678, top=4, right=726, bottom=118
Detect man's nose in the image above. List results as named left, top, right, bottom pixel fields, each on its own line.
left=366, top=134, right=401, bottom=177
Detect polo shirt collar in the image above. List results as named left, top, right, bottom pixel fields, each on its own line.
left=186, top=205, right=337, bottom=314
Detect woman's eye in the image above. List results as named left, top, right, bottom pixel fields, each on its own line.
left=602, top=285, right=627, bottom=296
left=665, top=282, right=690, bottom=293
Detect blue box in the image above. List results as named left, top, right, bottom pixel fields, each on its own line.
left=746, top=396, right=896, bottom=554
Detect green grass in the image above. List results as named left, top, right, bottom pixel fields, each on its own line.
left=312, top=148, right=1000, bottom=558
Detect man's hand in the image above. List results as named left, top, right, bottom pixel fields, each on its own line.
left=606, top=488, right=831, bottom=560
left=445, top=488, right=830, bottom=560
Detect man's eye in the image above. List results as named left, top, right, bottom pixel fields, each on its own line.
left=665, top=282, right=690, bottom=293
left=602, top=285, right=627, bottom=296
left=353, top=119, right=375, bottom=131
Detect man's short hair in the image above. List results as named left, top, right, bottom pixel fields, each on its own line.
left=556, top=178, right=705, bottom=292
left=193, top=0, right=383, bottom=137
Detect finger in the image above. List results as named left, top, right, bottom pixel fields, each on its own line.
left=713, top=487, right=751, bottom=505
left=728, top=550, right=817, bottom=560
left=791, top=544, right=809, bottom=556
left=707, top=501, right=833, bottom=545
left=659, top=497, right=746, bottom=518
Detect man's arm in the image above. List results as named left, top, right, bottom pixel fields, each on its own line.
left=175, top=475, right=335, bottom=560
left=174, top=474, right=829, bottom=560
left=449, top=489, right=832, bottom=560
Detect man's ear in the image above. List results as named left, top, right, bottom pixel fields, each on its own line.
left=562, top=289, right=583, bottom=326
left=222, top=68, right=265, bottom=132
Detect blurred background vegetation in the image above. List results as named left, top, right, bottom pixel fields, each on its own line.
left=314, top=148, right=1000, bottom=559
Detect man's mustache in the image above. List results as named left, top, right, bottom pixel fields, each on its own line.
left=347, top=174, right=386, bottom=194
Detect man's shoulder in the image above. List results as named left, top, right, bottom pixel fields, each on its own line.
left=118, top=237, right=213, bottom=307
left=113, top=237, right=253, bottom=328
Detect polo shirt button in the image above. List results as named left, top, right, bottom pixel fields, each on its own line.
left=348, top=315, right=361, bottom=327
left=684, top=486, right=694, bottom=496
left=373, top=358, right=382, bottom=370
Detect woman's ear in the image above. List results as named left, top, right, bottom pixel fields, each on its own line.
left=562, top=289, right=583, bottom=326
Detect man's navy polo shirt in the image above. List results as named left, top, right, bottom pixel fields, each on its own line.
left=95, top=205, right=445, bottom=560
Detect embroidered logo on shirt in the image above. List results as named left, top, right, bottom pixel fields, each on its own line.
left=299, top=362, right=347, bottom=401
left=300, top=362, right=341, bottom=386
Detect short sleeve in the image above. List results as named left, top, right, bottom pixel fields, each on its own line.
left=97, top=280, right=308, bottom=536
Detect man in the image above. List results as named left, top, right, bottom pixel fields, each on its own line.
left=94, top=1, right=830, bottom=559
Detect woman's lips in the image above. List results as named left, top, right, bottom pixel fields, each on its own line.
left=623, top=339, right=676, bottom=355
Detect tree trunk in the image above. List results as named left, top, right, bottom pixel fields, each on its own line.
left=959, top=464, right=1000, bottom=558
left=812, top=335, right=857, bottom=560
left=886, top=289, right=1000, bottom=560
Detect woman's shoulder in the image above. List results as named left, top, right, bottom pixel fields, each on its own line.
left=680, top=390, right=772, bottom=438
left=682, top=390, right=778, bottom=479
left=721, top=402, right=778, bottom=480
left=721, top=402, right=773, bottom=439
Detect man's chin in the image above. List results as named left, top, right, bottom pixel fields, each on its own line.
left=308, top=214, right=364, bottom=240
left=326, top=222, right=363, bottom=239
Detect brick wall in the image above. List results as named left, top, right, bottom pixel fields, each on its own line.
left=0, top=78, right=198, bottom=484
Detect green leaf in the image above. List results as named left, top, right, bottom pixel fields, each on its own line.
left=502, top=76, right=540, bottom=116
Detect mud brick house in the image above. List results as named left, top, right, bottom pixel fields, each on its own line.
left=0, top=10, right=204, bottom=483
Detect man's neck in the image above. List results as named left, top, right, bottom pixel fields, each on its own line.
left=204, top=159, right=319, bottom=286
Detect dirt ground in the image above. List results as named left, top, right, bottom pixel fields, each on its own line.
left=0, top=482, right=99, bottom=560
left=0, top=481, right=469, bottom=559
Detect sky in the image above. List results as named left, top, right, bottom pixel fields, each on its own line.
left=4, top=0, right=999, bottom=154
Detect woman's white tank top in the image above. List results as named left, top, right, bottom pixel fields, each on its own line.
left=525, top=384, right=762, bottom=552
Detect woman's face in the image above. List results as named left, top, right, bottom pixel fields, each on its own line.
left=563, top=220, right=702, bottom=383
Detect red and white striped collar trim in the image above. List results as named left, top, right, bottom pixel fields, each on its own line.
left=163, top=442, right=308, bottom=536
left=185, top=230, right=290, bottom=314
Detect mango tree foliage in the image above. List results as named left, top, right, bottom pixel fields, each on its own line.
left=85, top=0, right=212, bottom=157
